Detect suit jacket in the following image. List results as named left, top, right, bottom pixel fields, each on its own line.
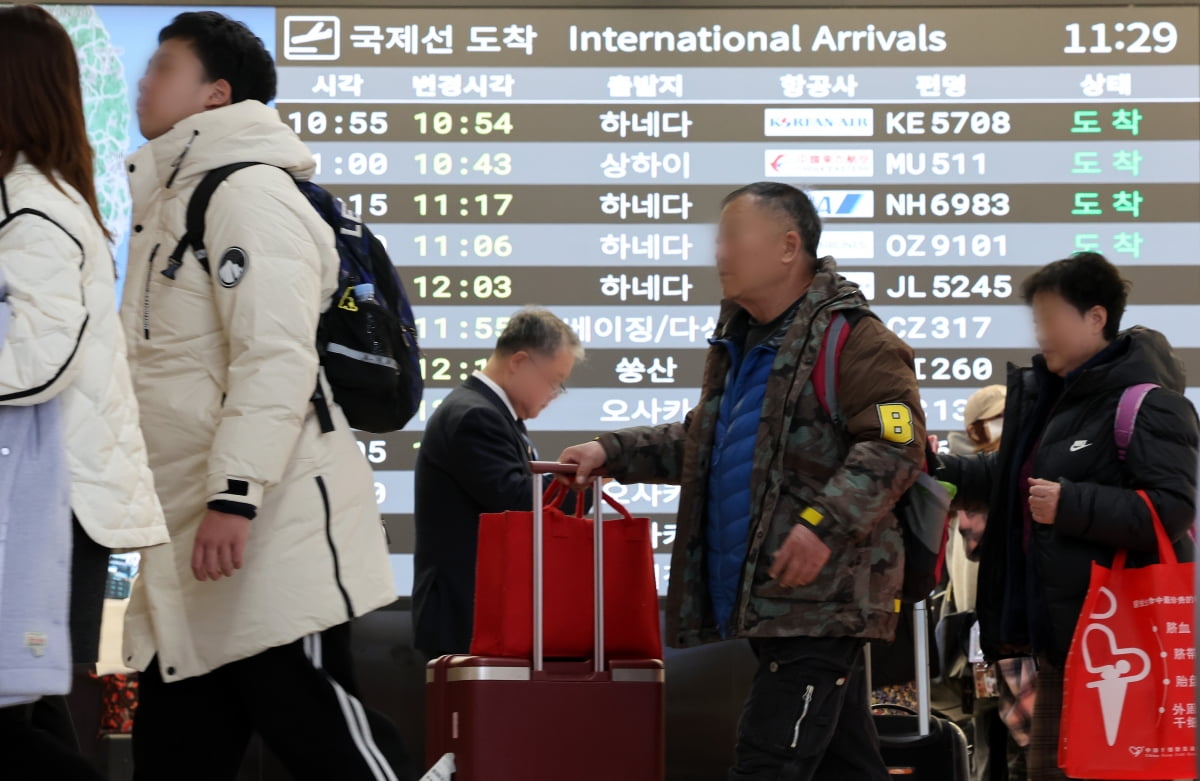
left=413, top=376, right=542, bottom=658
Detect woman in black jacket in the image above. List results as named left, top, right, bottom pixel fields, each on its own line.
left=936, top=252, right=1198, bottom=781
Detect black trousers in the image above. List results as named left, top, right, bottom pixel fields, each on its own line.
left=730, top=636, right=890, bottom=781
left=0, top=699, right=105, bottom=781
left=132, top=622, right=412, bottom=781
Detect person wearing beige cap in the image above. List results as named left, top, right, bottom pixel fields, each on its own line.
left=963, top=385, right=1006, bottom=453
left=946, top=385, right=1033, bottom=781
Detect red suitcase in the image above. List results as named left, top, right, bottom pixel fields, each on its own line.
left=424, top=463, right=665, bottom=780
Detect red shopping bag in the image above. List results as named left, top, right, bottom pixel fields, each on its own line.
left=470, top=483, right=662, bottom=660
left=1059, top=491, right=1196, bottom=779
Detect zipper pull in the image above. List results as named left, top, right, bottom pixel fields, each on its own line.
left=161, top=243, right=188, bottom=280
left=790, top=684, right=815, bottom=749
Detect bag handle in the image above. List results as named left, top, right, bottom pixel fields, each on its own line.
left=1113, top=490, right=1178, bottom=570
left=541, top=479, right=569, bottom=509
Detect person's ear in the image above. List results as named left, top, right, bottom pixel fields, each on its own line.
left=780, top=230, right=802, bottom=267
left=508, top=351, right=529, bottom=375
left=1086, top=305, right=1108, bottom=337
left=204, top=78, right=233, bottom=110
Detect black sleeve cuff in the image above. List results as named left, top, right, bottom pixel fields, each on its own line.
left=207, top=500, right=257, bottom=520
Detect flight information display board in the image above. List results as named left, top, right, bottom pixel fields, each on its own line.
left=56, top=5, right=1200, bottom=596
left=268, top=6, right=1198, bottom=593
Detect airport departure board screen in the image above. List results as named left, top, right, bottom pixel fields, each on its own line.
left=54, top=5, right=1200, bottom=596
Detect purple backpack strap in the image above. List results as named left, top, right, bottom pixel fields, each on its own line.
left=1115, top=383, right=1160, bottom=461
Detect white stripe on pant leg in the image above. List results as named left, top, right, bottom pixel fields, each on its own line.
left=311, top=633, right=398, bottom=781
left=345, top=692, right=399, bottom=781
left=303, top=633, right=388, bottom=781
left=331, top=682, right=398, bottom=781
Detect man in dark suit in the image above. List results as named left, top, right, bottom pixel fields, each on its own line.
left=413, top=308, right=583, bottom=658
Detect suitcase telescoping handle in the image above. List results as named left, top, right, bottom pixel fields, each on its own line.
left=865, top=599, right=933, bottom=737
left=529, top=461, right=606, bottom=674
left=913, top=600, right=932, bottom=737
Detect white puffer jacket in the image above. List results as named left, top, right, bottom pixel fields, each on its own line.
left=119, top=102, right=396, bottom=682
left=0, top=158, right=168, bottom=550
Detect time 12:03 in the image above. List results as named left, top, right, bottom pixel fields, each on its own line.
left=1064, top=22, right=1177, bottom=54
left=412, top=275, right=513, bottom=300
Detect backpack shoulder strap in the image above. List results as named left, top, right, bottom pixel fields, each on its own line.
left=165, top=162, right=263, bottom=279
left=1115, top=383, right=1160, bottom=461
left=814, top=308, right=877, bottom=428
left=814, top=312, right=851, bottom=428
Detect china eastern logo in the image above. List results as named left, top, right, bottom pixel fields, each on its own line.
left=764, top=108, right=874, bottom=137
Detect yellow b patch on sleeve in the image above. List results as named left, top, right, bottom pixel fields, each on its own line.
left=877, top=403, right=915, bottom=445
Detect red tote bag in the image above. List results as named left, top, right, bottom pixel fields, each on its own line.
left=470, top=483, right=662, bottom=660
left=1059, top=491, right=1196, bottom=779
left=471, top=483, right=593, bottom=659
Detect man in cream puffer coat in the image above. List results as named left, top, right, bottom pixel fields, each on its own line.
left=120, top=12, right=408, bottom=781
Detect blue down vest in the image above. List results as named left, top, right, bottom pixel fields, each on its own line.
left=706, top=335, right=777, bottom=636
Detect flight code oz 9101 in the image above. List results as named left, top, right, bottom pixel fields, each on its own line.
left=885, top=233, right=1008, bottom=258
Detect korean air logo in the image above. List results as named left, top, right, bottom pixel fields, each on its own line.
left=764, top=108, right=874, bottom=137
left=807, top=190, right=875, bottom=219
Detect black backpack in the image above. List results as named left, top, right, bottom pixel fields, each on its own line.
left=166, top=162, right=423, bottom=434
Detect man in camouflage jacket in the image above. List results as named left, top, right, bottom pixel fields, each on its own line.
left=562, top=183, right=924, bottom=780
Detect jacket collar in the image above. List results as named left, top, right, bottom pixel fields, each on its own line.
left=127, top=101, right=316, bottom=194
left=714, top=256, right=868, bottom=342
left=470, top=370, right=518, bottom=421
left=463, top=375, right=526, bottom=437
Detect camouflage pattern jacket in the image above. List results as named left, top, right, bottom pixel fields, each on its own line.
left=598, top=259, right=925, bottom=648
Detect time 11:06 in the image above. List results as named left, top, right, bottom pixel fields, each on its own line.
left=414, top=235, right=513, bottom=257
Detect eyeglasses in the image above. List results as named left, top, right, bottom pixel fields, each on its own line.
left=527, top=356, right=568, bottom=397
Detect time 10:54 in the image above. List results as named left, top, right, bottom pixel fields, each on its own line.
left=413, top=111, right=514, bottom=136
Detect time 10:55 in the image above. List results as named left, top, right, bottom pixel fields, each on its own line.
left=287, top=110, right=389, bottom=136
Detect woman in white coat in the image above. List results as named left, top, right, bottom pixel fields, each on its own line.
left=0, top=7, right=169, bottom=777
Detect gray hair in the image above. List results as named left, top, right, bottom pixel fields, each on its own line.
left=495, top=307, right=584, bottom=361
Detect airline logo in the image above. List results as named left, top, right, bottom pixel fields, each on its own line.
left=817, top=231, right=875, bottom=260
left=766, top=149, right=874, bottom=178
left=764, top=108, right=874, bottom=137
left=839, top=271, right=877, bottom=300
left=807, top=190, right=874, bottom=219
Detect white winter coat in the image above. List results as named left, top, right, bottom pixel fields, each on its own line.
left=0, top=158, right=168, bottom=550
left=119, top=102, right=396, bottom=682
